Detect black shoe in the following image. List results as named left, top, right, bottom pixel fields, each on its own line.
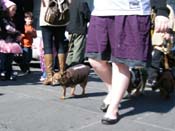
left=101, top=113, right=120, bottom=125
left=100, top=103, right=109, bottom=112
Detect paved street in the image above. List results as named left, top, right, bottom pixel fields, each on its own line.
left=0, top=62, right=175, bottom=131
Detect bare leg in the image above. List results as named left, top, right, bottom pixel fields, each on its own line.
left=89, top=58, right=112, bottom=104
left=104, top=63, right=130, bottom=119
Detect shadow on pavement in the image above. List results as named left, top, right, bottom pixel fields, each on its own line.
left=67, top=92, right=107, bottom=99
left=0, top=70, right=42, bottom=86
left=120, top=91, right=175, bottom=118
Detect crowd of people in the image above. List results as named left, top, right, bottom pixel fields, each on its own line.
left=0, top=0, right=175, bottom=125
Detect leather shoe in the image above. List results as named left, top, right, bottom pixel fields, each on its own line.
left=101, top=113, right=120, bottom=125
left=100, top=103, right=109, bottom=112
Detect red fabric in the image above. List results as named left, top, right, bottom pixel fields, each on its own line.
left=21, top=25, right=37, bottom=47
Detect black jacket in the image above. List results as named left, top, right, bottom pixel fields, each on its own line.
left=66, top=0, right=91, bottom=35
left=151, top=0, right=169, bottom=17
left=0, top=16, right=21, bottom=43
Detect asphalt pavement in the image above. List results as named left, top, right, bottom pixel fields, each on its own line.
left=0, top=61, right=174, bottom=131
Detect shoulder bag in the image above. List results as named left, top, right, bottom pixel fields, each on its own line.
left=42, top=0, right=70, bottom=26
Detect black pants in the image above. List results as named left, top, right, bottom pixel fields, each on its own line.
left=0, top=53, right=5, bottom=73
left=0, top=53, right=14, bottom=79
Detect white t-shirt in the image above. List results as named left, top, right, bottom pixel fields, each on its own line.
left=91, top=0, right=151, bottom=16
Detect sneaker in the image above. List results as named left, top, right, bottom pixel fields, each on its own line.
left=40, top=72, right=47, bottom=82
left=40, top=76, right=46, bottom=82
left=9, top=75, right=17, bottom=81
left=12, top=71, right=18, bottom=76
left=0, top=72, right=6, bottom=77
left=0, top=72, right=6, bottom=80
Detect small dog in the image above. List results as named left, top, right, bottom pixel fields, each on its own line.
left=127, top=67, right=147, bottom=98
left=127, top=67, right=174, bottom=99
left=153, top=70, right=174, bottom=99
left=53, top=64, right=90, bottom=99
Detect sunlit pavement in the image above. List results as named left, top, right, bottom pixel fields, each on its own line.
left=0, top=61, right=174, bottom=131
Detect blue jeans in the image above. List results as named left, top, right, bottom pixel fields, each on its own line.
left=23, top=47, right=32, bottom=64
left=21, top=47, right=32, bottom=71
left=41, top=26, right=66, bottom=54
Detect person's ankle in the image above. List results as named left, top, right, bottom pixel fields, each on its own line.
left=103, top=93, right=112, bottom=104
left=104, top=106, right=118, bottom=119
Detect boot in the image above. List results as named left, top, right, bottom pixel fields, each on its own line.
left=52, top=54, right=66, bottom=86
left=43, top=54, right=53, bottom=85
left=58, top=53, right=66, bottom=74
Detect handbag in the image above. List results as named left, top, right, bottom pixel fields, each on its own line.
left=42, top=0, right=70, bottom=26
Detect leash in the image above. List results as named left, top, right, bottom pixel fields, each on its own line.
left=41, top=0, right=46, bottom=7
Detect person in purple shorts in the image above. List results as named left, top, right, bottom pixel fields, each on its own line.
left=85, top=0, right=170, bottom=125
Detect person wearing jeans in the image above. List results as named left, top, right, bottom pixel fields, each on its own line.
left=39, top=0, right=69, bottom=85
